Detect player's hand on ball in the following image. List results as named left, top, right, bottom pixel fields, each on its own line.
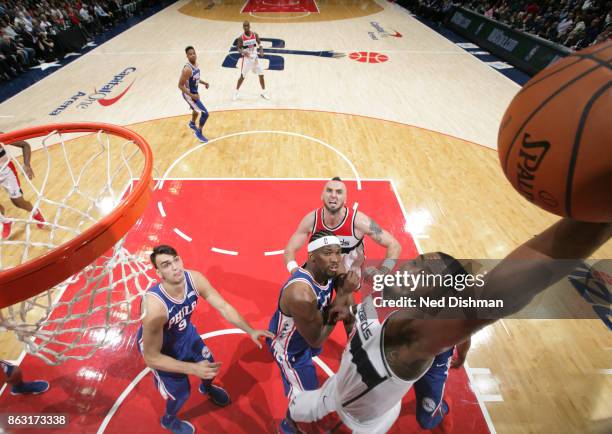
left=193, top=361, right=221, bottom=379
left=249, top=329, right=275, bottom=348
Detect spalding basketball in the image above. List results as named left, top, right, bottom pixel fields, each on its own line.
left=498, top=41, right=611, bottom=222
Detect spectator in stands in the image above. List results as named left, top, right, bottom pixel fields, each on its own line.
left=1, top=34, right=27, bottom=70
left=584, top=16, right=603, bottom=43
left=546, top=21, right=560, bottom=42
left=452, top=0, right=609, bottom=50
left=558, top=12, right=575, bottom=36
left=94, top=2, right=113, bottom=28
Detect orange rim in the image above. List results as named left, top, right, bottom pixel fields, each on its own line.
left=0, top=123, right=153, bottom=308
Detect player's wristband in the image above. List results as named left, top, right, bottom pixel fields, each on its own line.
left=286, top=260, right=299, bottom=273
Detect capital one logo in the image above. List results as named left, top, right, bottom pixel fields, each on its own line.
left=222, top=38, right=344, bottom=71
left=368, top=22, right=402, bottom=40
left=49, top=67, right=136, bottom=116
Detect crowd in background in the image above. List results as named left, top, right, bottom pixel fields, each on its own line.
left=409, top=0, right=611, bottom=50
left=461, top=0, right=611, bottom=49
left=0, top=0, right=155, bottom=82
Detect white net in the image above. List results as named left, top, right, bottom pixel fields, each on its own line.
left=0, top=127, right=153, bottom=365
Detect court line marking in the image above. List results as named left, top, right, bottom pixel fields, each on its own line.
left=389, top=181, right=498, bottom=434
left=96, top=328, right=334, bottom=434
left=153, top=178, right=383, bottom=257
left=464, top=362, right=499, bottom=432
left=159, top=177, right=379, bottom=182
left=312, top=356, right=334, bottom=377
left=173, top=228, right=192, bottom=242
left=211, top=247, right=239, bottom=256
left=97, top=49, right=472, bottom=55
left=157, top=201, right=166, bottom=218
left=469, top=367, right=492, bottom=374
left=598, top=369, right=612, bottom=375
left=481, top=394, right=504, bottom=402
left=264, top=249, right=285, bottom=256
left=158, top=131, right=362, bottom=190
left=249, top=11, right=312, bottom=19
left=158, top=132, right=363, bottom=244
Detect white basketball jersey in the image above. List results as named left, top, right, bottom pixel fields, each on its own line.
left=241, top=32, right=258, bottom=59
left=334, top=296, right=431, bottom=425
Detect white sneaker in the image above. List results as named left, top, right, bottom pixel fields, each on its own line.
left=232, top=92, right=239, bottom=101
left=261, top=91, right=270, bottom=100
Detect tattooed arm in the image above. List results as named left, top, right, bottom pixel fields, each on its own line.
left=354, top=211, right=402, bottom=273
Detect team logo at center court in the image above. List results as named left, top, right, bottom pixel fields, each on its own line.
left=222, top=38, right=344, bottom=71
left=49, top=67, right=136, bottom=116
left=368, top=22, right=402, bottom=40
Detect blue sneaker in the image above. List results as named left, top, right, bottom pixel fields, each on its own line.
left=194, top=129, right=208, bottom=143
left=10, top=380, right=50, bottom=395
left=278, top=417, right=296, bottom=434
left=188, top=121, right=198, bottom=133
left=161, top=415, right=195, bottom=434
left=199, top=383, right=230, bottom=407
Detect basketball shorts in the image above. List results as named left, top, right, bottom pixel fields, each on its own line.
left=290, top=374, right=401, bottom=434
left=413, top=347, right=453, bottom=429
left=267, top=338, right=321, bottom=399
left=240, top=55, right=263, bottom=75
left=182, top=92, right=208, bottom=114
left=137, top=326, right=214, bottom=401
left=0, top=162, right=23, bottom=199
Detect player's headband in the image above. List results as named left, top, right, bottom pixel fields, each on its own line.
left=307, top=236, right=341, bottom=252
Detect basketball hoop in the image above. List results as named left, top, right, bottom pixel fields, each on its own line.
left=0, top=123, right=154, bottom=364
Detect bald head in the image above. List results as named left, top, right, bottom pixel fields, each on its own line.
left=321, top=179, right=347, bottom=213
left=243, top=21, right=250, bottom=33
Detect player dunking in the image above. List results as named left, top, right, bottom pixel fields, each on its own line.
left=233, top=21, right=270, bottom=101
left=0, top=136, right=46, bottom=239
left=178, top=46, right=210, bottom=143
left=138, top=245, right=274, bottom=434
left=288, top=219, right=611, bottom=433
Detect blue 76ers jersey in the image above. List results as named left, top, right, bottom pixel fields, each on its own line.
left=137, top=271, right=200, bottom=358
left=185, top=63, right=200, bottom=94
left=268, top=269, right=334, bottom=357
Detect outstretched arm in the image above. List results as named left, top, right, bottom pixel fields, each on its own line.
left=192, top=271, right=274, bottom=348
left=283, top=212, right=316, bottom=274
left=411, top=219, right=612, bottom=358
left=355, top=211, right=402, bottom=272
left=10, top=140, right=33, bottom=179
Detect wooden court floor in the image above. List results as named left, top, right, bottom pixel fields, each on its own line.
left=1, top=1, right=610, bottom=433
